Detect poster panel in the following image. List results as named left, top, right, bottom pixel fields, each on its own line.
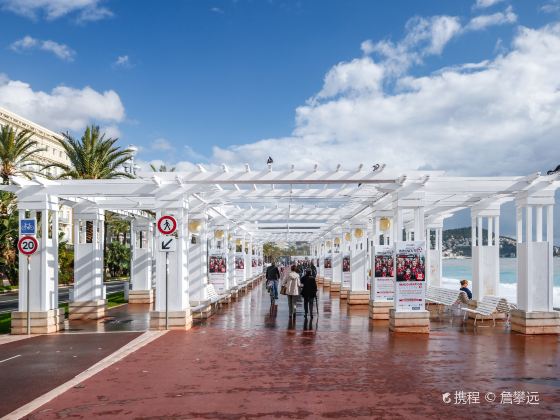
left=324, top=256, right=333, bottom=278
left=234, top=252, right=245, bottom=279
left=373, top=245, right=395, bottom=301
left=395, top=241, right=426, bottom=311
left=342, top=254, right=351, bottom=287
left=209, top=252, right=227, bottom=293
left=252, top=257, right=258, bottom=268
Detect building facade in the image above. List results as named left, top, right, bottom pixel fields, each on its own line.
left=0, top=107, right=73, bottom=241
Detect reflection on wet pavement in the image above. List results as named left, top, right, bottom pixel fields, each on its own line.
left=31, top=281, right=560, bottom=419
left=63, top=303, right=152, bottom=333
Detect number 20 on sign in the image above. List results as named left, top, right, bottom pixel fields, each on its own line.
left=18, top=236, right=38, bottom=256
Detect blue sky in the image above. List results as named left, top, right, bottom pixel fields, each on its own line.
left=1, top=0, right=560, bottom=241
left=0, top=0, right=557, bottom=164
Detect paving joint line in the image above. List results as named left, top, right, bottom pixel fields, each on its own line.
left=3, top=330, right=166, bottom=420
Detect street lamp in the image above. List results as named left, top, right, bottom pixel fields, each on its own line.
left=124, top=144, right=139, bottom=175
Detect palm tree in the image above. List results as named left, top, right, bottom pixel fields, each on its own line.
left=150, top=163, right=175, bottom=172
left=0, top=124, right=47, bottom=184
left=48, top=125, right=134, bottom=179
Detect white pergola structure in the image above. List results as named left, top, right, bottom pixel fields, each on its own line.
left=3, top=164, right=559, bottom=334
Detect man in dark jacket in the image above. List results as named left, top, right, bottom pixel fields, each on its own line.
left=300, top=269, right=318, bottom=318
left=266, top=262, right=281, bottom=299
left=310, top=262, right=317, bottom=278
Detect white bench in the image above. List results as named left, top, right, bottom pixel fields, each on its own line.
left=191, top=284, right=224, bottom=317
left=461, top=295, right=517, bottom=326
left=426, top=286, right=469, bottom=314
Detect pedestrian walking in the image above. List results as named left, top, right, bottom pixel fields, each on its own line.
left=281, top=265, right=301, bottom=317
left=300, top=268, right=318, bottom=318
left=265, top=261, right=281, bottom=301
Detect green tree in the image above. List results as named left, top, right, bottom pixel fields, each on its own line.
left=263, top=242, right=285, bottom=263
left=58, top=232, right=74, bottom=285
left=0, top=123, right=47, bottom=285
left=0, top=192, right=18, bottom=285
left=0, top=124, right=46, bottom=184
left=48, top=125, right=134, bottom=179
left=150, top=163, right=175, bottom=172
left=105, top=212, right=130, bottom=245
left=105, top=241, right=131, bottom=278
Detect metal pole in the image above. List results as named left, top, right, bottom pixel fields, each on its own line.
left=26, top=256, right=30, bottom=335
left=165, top=251, right=169, bottom=330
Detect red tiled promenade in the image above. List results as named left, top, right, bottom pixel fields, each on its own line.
left=28, top=285, right=559, bottom=419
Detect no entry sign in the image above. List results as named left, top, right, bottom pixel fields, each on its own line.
left=157, top=215, right=177, bottom=235
left=18, top=235, right=39, bottom=256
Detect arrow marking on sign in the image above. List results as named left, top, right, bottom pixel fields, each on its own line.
left=161, top=239, right=173, bottom=250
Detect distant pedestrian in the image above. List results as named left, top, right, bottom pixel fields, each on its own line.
left=300, top=269, right=318, bottom=318
left=266, top=261, right=280, bottom=300
left=310, top=262, right=317, bottom=278
left=460, top=279, right=472, bottom=300
left=281, top=265, right=301, bottom=317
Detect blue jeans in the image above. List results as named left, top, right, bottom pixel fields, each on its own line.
left=269, top=280, right=279, bottom=299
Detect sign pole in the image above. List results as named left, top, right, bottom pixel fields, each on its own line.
left=26, top=256, right=30, bottom=335
left=165, top=251, right=169, bottom=330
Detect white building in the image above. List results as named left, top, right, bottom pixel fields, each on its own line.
left=0, top=107, right=73, bottom=241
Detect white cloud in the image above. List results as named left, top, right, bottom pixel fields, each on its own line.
left=184, top=145, right=206, bottom=161
left=10, top=35, right=75, bottom=61
left=191, top=22, right=560, bottom=178
left=151, top=138, right=172, bottom=151
left=0, top=0, right=112, bottom=21
left=0, top=75, right=125, bottom=132
left=541, top=0, right=560, bottom=14
left=101, top=124, right=121, bottom=139
left=473, top=0, right=504, bottom=9
left=113, top=55, right=133, bottom=68
left=362, top=15, right=462, bottom=75
left=210, top=7, right=224, bottom=14
left=466, top=6, right=517, bottom=31
left=313, top=57, right=384, bottom=101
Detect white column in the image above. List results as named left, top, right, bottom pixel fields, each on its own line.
left=151, top=201, right=192, bottom=329
left=234, top=233, right=246, bottom=284
left=332, top=235, right=342, bottom=285
left=130, top=218, right=154, bottom=304
left=350, top=227, right=367, bottom=291
left=340, top=230, right=352, bottom=293
left=246, top=237, right=253, bottom=279
left=13, top=195, right=62, bottom=334
left=536, top=206, right=543, bottom=242
left=70, top=207, right=106, bottom=320
left=512, top=192, right=559, bottom=335
left=188, top=213, right=208, bottom=303
left=228, top=230, right=236, bottom=287
left=546, top=205, right=554, bottom=311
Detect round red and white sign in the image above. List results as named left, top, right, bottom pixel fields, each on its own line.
left=18, top=235, right=39, bottom=256
left=157, top=215, right=177, bottom=235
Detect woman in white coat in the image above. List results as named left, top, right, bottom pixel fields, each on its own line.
left=281, top=265, right=301, bottom=317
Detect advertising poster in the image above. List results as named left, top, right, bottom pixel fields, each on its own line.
left=342, top=254, right=351, bottom=287
left=252, top=257, right=258, bottom=268
left=373, top=245, right=395, bottom=301
left=208, top=252, right=227, bottom=293
left=395, top=241, right=426, bottom=311
left=324, top=256, right=333, bottom=278
left=234, top=253, right=245, bottom=280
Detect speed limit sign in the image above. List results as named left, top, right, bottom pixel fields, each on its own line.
left=18, top=235, right=38, bottom=256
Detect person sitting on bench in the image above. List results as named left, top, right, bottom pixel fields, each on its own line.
left=460, top=279, right=472, bottom=300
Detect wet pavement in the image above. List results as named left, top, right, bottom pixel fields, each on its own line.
left=64, top=303, right=152, bottom=333
left=25, top=284, right=560, bottom=419
left=0, top=332, right=141, bottom=417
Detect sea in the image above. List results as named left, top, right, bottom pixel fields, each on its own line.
left=442, top=257, right=560, bottom=308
